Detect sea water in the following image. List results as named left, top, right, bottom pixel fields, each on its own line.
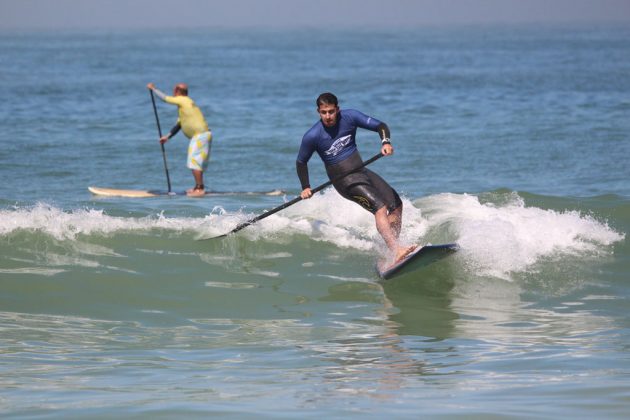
left=0, top=25, right=629, bottom=418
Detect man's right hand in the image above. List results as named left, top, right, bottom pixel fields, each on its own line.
left=147, top=83, right=155, bottom=90
left=159, top=135, right=169, bottom=144
left=300, top=188, right=313, bottom=199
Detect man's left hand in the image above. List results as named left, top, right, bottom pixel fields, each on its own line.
left=381, top=143, right=394, bottom=156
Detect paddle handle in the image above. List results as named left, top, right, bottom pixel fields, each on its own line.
left=150, top=89, right=172, bottom=193
left=213, top=152, right=384, bottom=239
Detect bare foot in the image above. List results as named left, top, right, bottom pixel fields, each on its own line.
left=186, top=188, right=205, bottom=197
left=394, top=245, right=418, bottom=264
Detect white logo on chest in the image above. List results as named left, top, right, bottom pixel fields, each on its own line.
left=324, top=135, right=352, bottom=156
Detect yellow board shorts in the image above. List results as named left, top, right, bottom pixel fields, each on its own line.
left=187, top=131, right=212, bottom=171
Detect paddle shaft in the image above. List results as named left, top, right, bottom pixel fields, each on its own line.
left=212, top=152, right=384, bottom=239
left=150, top=90, right=172, bottom=193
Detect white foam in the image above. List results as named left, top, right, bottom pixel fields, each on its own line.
left=1, top=192, right=623, bottom=280
left=247, top=269, right=280, bottom=278
left=204, top=281, right=259, bottom=289
left=0, top=193, right=419, bottom=251
left=416, top=192, right=624, bottom=279
left=0, top=202, right=217, bottom=240
left=230, top=189, right=427, bottom=252
left=316, top=274, right=374, bottom=284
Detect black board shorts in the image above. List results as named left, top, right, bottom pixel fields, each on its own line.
left=326, top=151, right=402, bottom=214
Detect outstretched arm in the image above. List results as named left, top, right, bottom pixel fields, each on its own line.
left=147, top=83, right=168, bottom=101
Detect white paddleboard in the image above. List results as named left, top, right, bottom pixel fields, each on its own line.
left=88, top=186, right=284, bottom=198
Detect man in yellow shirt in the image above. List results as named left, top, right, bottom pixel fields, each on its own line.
left=147, top=82, right=212, bottom=197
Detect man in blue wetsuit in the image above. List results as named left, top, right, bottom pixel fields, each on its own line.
left=296, top=92, right=416, bottom=263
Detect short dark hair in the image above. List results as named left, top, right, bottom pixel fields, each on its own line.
left=316, top=92, right=338, bottom=108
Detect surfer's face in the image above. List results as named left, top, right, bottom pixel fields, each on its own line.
left=318, top=104, right=339, bottom=127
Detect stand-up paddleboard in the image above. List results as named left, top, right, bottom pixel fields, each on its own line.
left=88, top=186, right=284, bottom=198
left=377, top=243, right=459, bottom=280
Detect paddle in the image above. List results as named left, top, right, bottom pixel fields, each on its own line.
left=207, top=152, right=384, bottom=240
left=149, top=90, right=173, bottom=193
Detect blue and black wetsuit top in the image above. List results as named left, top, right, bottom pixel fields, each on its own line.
left=297, top=109, right=382, bottom=168
left=296, top=109, right=401, bottom=214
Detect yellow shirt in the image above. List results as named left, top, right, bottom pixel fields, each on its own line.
left=164, top=95, right=209, bottom=139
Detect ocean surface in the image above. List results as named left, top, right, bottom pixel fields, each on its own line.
left=1, top=24, right=629, bottom=418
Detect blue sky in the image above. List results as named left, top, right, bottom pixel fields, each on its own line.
left=1, top=0, right=629, bottom=30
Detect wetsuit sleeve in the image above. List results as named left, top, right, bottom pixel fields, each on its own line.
left=168, top=122, right=181, bottom=138
left=347, top=109, right=390, bottom=143
left=377, top=123, right=391, bottom=141
left=153, top=88, right=168, bottom=101
left=296, top=161, right=310, bottom=189
left=164, top=96, right=186, bottom=106
left=296, top=136, right=315, bottom=164
left=296, top=133, right=316, bottom=189
left=347, top=109, right=382, bottom=132
left=153, top=89, right=185, bottom=106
